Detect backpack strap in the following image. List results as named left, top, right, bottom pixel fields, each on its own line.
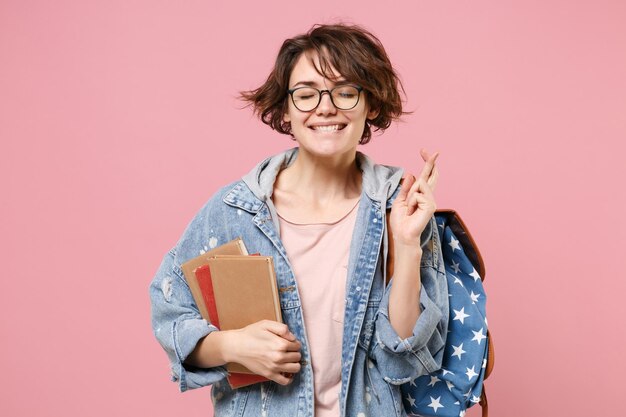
left=486, top=330, right=495, bottom=379
left=480, top=385, right=489, bottom=417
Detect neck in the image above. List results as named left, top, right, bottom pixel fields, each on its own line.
left=275, top=147, right=362, bottom=204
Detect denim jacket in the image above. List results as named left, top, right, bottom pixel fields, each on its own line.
left=149, top=147, right=449, bottom=417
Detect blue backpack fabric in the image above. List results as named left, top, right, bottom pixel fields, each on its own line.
left=401, top=210, right=493, bottom=417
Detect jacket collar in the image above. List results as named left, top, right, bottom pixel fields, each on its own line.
left=224, top=147, right=404, bottom=211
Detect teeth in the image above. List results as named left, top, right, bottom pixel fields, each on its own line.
left=313, top=124, right=342, bottom=132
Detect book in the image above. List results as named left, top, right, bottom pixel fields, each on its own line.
left=180, top=238, right=248, bottom=320
left=204, top=255, right=283, bottom=374
left=193, top=261, right=270, bottom=388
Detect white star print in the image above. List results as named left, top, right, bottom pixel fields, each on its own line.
left=470, top=395, right=481, bottom=403
left=459, top=410, right=466, bottom=417
left=428, top=376, right=441, bottom=387
left=463, top=389, right=471, bottom=398
left=446, top=381, right=455, bottom=391
left=453, top=307, right=470, bottom=324
left=438, top=221, right=445, bottom=230
left=469, top=267, right=481, bottom=282
left=452, top=275, right=464, bottom=287
left=406, top=393, right=416, bottom=407
left=466, top=366, right=478, bottom=380
left=450, top=260, right=461, bottom=274
left=441, top=369, right=455, bottom=376
left=451, top=343, right=466, bottom=360
left=428, top=396, right=444, bottom=413
left=409, top=377, right=417, bottom=387
left=482, top=359, right=487, bottom=369
left=449, top=236, right=461, bottom=251
left=470, top=291, right=480, bottom=303
left=472, top=328, right=487, bottom=344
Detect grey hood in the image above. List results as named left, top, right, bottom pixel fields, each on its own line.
left=240, top=147, right=404, bottom=237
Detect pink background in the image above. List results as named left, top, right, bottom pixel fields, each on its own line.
left=2, top=1, right=624, bottom=416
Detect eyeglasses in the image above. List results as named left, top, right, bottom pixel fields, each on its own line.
left=287, top=85, right=363, bottom=112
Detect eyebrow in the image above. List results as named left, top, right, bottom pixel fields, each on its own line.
left=291, top=79, right=350, bottom=88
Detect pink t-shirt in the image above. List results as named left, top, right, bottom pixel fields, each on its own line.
left=276, top=199, right=360, bottom=417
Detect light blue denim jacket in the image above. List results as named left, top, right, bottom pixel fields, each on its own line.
left=149, top=147, right=449, bottom=417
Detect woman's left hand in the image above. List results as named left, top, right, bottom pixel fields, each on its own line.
left=389, top=148, right=440, bottom=248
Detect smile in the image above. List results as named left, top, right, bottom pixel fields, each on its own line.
left=309, top=124, right=347, bottom=132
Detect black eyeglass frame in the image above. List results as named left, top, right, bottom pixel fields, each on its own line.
left=286, top=85, right=364, bottom=112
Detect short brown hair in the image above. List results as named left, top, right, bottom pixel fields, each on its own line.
left=239, top=23, right=408, bottom=144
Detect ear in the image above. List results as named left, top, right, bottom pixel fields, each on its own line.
left=366, top=106, right=380, bottom=121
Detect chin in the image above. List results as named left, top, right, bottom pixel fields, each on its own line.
left=295, top=131, right=360, bottom=155
left=299, top=143, right=358, bottom=160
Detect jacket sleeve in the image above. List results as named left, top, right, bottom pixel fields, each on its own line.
left=149, top=248, right=228, bottom=392
left=369, top=216, right=449, bottom=385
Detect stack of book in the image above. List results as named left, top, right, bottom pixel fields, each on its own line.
left=181, top=238, right=282, bottom=388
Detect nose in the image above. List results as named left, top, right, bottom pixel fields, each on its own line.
left=315, top=90, right=337, bottom=116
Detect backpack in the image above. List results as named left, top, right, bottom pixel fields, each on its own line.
left=386, top=209, right=494, bottom=417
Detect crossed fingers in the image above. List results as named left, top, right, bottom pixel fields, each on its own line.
left=403, top=149, right=439, bottom=216
left=419, top=148, right=439, bottom=192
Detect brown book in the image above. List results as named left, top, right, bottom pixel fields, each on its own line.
left=193, top=261, right=269, bottom=388
left=180, top=238, right=248, bottom=320
left=207, top=255, right=283, bottom=374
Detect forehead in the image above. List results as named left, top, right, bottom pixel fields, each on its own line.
left=288, top=50, right=345, bottom=87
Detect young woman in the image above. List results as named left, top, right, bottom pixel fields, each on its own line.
left=150, top=23, right=448, bottom=417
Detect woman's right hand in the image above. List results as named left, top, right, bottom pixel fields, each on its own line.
left=230, top=320, right=302, bottom=386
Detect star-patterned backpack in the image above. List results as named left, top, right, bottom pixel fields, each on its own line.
left=387, top=209, right=495, bottom=417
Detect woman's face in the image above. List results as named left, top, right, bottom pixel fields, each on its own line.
left=283, top=50, right=379, bottom=160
